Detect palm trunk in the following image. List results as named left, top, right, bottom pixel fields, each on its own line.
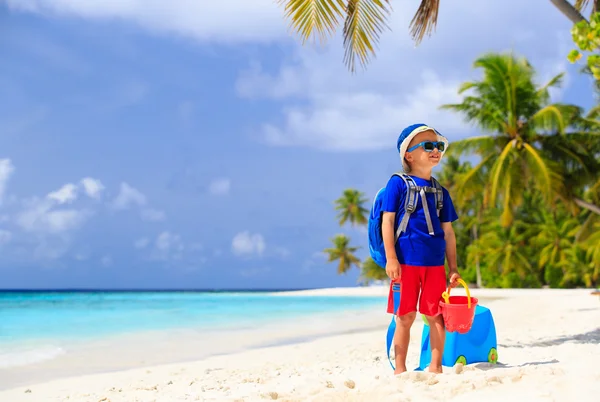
left=549, top=0, right=588, bottom=24
left=472, top=221, right=483, bottom=288
left=574, top=197, right=600, bottom=215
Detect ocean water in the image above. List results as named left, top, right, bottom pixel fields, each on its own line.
left=0, top=290, right=384, bottom=370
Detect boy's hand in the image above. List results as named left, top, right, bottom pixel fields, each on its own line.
left=448, top=269, right=461, bottom=288
left=386, top=258, right=401, bottom=280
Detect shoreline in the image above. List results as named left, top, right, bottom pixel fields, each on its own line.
left=0, top=300, right=389, bottom=391
left=1, top=287, right=599, bottom=401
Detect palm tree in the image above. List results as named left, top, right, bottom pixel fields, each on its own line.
left=531, top=206, right=581, bottom=287
left=550, top=0, right=588, bottom=23
left=582, top=225, right=600, bottom=285
left=358, top=256, right=389, bottom=285
left=440, top=52, right=600, bottom=227
left=277, top=0, right=440, bottom=72
left=278, top=1, right=594, bottom=72
left=323, top=233, right=361, bottom=274
left=564, top=242, right=599, bottom=287
left=334, top=188, right=369, bottom=226
left=438, top=156, right=486, bottom=287
left=468, top=217, right=539, bottom=288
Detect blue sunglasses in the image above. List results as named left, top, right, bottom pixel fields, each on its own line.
left=407, top=141, right=446, bottom=153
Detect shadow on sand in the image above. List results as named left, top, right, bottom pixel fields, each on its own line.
left=470, top=359, right=560, bottom=371
left=498, top=328, right=600, bottom=348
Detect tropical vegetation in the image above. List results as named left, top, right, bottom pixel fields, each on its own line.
left=322, top=52, right=600, bottom=288
left=277, top=0, right=594, bottom=72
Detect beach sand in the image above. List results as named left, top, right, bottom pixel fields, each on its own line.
left=1, top=287, right=599, bottom=401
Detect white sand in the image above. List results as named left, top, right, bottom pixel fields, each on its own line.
left=1, top=287, right=599, bottom=401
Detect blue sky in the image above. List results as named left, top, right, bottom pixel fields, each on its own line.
left=0, top=0, right=597, bottom=289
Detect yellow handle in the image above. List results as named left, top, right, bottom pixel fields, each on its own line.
left=442, top=278, right=471, bottom=308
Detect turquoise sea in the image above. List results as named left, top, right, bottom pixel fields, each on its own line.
left=0, top=290, right=384, bottom=374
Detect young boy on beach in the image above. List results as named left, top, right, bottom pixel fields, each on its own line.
left=382, top=123, right=461, bottom=374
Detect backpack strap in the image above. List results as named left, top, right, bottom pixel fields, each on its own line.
left=417, top=187, right=431, bottom=235
left=395, top=173, right=418, bottom=240
left=392, top=173, right=445, bottom=238
left=430, top=176, right=444, bottom=217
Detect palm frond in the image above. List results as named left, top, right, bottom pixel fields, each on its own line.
left=535, top=72, right=565, bottom=101
left=489, top=139, right=516, bottom=205
left=342, top=0, right=392, bottom=72
left=586, top=104, right=600, bottom=120
left=278, top=0, right=346, bottom=44
left=408, top=0, right=440, bottom=45
left=530, top=104, right=582, bottom=134
left=454, top=154, right=494, bottom=204
left=444, top=135, right=499, bottom=157
left=574, top=0, right=594, bottom=12
left=439, top=101, right=509, bottom=133
left=500, top=164, right=513, bottom=226
left=564, top=130, right=600, bottom=141
left=522, top=142, right=558, bottom=201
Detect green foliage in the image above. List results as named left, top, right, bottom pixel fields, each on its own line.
left=326, top=187, right=388, bottom=284
left=323, top=233, right=361, bottom=275
left=323, top=51, right=600, bottom=289
left=334, top=189, right=369, bottom=226
left=569, top=12, right=600, bottom=80
left=441, top=52, right=599, bottom=227
left=358, top=257, right=389, bottom=285
left=277, top=0, right=441, bottom=72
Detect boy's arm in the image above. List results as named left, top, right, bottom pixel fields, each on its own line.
left=441, top=221, right=460, bottom=286
left=382, top=212, right=398, bottom=261
left=382, top=211, right=401, bottom=280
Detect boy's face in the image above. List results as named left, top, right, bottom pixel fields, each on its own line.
left=404, top=130, right=442, bottom=171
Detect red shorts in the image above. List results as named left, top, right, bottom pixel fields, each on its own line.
left=386, top=264, right=447, bottom=317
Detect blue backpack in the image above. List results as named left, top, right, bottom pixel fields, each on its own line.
left=367, top=172, right=444, bottom=268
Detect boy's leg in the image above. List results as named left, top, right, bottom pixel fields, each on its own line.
left=425, top=315, right=445, bottom=373
left=420, top=266, right=448, bottom=374
left=391, top=265, right=419, bottom=374
left=394, top=311, right=416, bottom=374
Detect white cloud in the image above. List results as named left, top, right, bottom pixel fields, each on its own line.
left=148, top=231, right=184, bottom=261
left=231, top=231, right=266, bottom=257
left=156, top=231, right=177, bottom=250
left=259, top=71, right=462, bottom=151
left=301, top=251, right=328, bottom=274
left=208, top=178, right=231, bottom=195
left=73, top=251, right=89, bottom=261
left=80, top=177, right=105, bottom=199
left=178, top=101, right=194, bottom=124
left=235, top=1, right=575, bottom=151
left=0, top=159, right=15, bottom=205
left=47, top=183, right=78, bottom=204
left=32, top=237, right=71, bottom=261
left=5, top=0, right=288, bottom=44
left=45, top=178, right=105, bottom=204
left=0, top=229, right=12, bottom=245
left=274, top=247, right=290, bottom=259
left=240, top=266, right=271, bottom=277
left=134, top=237, right=149, bottom=249
left=101, top=255, right=113, bottom=267
left=17, top=180, right=96, bottom=234
left=16, top=197, right=91, bottom=234
left=141, top=208, right=166, bottom=222
left=189, top=242, right=203, bottom=251
left=111, top=183, right=166, bottom=223
left=112, top=182, right=146, bottom=209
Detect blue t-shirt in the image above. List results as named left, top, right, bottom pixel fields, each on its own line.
left=381, top=174, right=458, bottom=267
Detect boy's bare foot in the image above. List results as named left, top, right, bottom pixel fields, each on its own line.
left=394, top=365, right=407, bottom=375
left=428, top=365, right=443, bottom=374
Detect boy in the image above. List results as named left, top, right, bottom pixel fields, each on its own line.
left=382, top=123, right=460, bottom=374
